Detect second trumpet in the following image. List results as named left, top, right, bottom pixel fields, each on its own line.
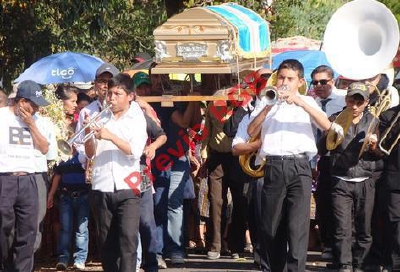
left=57, top=105, right=112, bottom=155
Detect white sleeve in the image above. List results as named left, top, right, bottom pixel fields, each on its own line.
left=232, top=115, right=251, bottom=147
left=127, top=103, right=148, bottom=160
left=44, top=119, right=58, bottom=161
left=389, top=86, right=399, bottom=108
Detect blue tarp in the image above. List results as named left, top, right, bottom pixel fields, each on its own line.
left=268, top=50, right=338, bottom=83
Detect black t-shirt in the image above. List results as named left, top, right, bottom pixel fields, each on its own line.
left=140, top=113, right=166, bottom=165
left=151, top=102, right=189, bottom=154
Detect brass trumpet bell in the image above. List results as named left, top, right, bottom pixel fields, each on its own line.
left=258, top=86, right=279, bottom=105
left=326, top=108, right=354, bottom=151
left=57, top=139, right=74, bottom=155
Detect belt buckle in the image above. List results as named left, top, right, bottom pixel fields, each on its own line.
left=12, top=172, right=28, bottom=176
left=70, top=191, right=79, bottom=198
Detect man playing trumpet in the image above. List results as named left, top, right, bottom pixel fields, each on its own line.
left=84, top=73, right=147, bottom=272
left=247, top=59, right=331, bottom=272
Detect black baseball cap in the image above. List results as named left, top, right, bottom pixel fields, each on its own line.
left=16, top=80, right=49, bottom=106
left=347, top=82, right=370, bottom=100
left=95, top=63, right=119, bottom=78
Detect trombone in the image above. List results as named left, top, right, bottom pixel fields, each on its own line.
left=57, top=105, right=112, bottom=155
left=378, top=111, right=400, bottom=155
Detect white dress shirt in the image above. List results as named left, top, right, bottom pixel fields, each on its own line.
left=388, top=85, right=399, bottom=108
left=91, top=102, right=147, bottom=193
left=315, top=88, right=346, bottom=117
left=259, top=95, right=326, bottom=159
left=232, top=114, right=251, bottom=146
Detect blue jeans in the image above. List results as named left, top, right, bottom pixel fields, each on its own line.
left=58, top=193, right=90, bottom=265
left=154, top=155, right=190, bottom=258
left=139, top=189, right=158, bottom=270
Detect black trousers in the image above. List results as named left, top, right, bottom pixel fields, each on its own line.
left=364, top=178, right=392, bottom=268
left=245, top=178, right=267, bottom=269
left=385, top=190, right=400, bottom=270
left=139, top=189, right=158, bottom=271
left=0, top=174, right=38, bottom=272
left=315, top=156, right=334, bottom=248
left=259, top=157, right=312, bottom=272
left=331, top=177, right=375, bottom=268
left=91, top=189, right=141, bottom=272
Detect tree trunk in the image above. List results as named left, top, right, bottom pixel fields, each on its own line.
left=164, top=0, right=184, bottom=18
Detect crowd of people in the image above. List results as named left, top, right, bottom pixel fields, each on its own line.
left=0, top=57, right=399, bottom=272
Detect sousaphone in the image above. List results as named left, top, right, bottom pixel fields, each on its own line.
left=323, top=0, right=399, bottom=81
left=323, top=0, right=399, bottom=151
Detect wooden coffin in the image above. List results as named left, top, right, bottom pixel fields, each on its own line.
left=152, top=3, right=271, bottom=74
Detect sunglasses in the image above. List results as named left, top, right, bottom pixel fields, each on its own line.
left=311, top=79, right=331, bottom=86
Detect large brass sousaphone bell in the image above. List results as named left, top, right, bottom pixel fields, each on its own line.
left=323, top=0, right=399, bottom=81
left=323, top=0, right=400, bottom=151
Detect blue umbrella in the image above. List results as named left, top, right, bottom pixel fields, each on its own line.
left=267, top=50, right=338, bottom=84
left=14, top=51, right=104, bottom=84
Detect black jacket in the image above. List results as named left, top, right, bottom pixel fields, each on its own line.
left=329, top=110, right=382, bottom=178
left=223, top=98, right=255, bottom=137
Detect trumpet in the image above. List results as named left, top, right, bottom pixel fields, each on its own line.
left=57, top=105, right=112, bottom=155
left=258, top=86, right=279, bottom=105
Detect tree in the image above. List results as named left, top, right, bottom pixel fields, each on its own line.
left=268, top=0, right=348, bottom=41
left=1, top=0, right=167, bottom=91
left=380, top=0, right=400, bottom=22
left=1, top=0, right=398, bottom=91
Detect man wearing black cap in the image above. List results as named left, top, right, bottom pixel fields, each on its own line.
left=0, top=80, right=50, bottom=271
left=322, top=82, right=382, bottom=272
left=75, top=62, right=119, bottom=155
left=77, top=62, right=119, bottom=121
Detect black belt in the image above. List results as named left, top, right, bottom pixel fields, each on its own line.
left=60, top=188, right=89, bottom=198
left=266, top=153, right=308, bottom=161
left=0, top=172, right=30, bottom=176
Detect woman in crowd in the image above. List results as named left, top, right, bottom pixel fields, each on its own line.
left=47, top=85, right=90, bottom=271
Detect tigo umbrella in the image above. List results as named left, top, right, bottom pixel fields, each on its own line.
left=14, top=51, right=104, bottom=84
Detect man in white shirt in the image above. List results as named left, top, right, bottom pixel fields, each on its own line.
left=0, top=80, right=50, bottom=272
left=248, top=59, right=331, bottom=272
left=84, top=73, right=147, bottom=272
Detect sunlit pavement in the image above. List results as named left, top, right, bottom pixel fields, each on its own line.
left=34, top=251, right=336, bottom=271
